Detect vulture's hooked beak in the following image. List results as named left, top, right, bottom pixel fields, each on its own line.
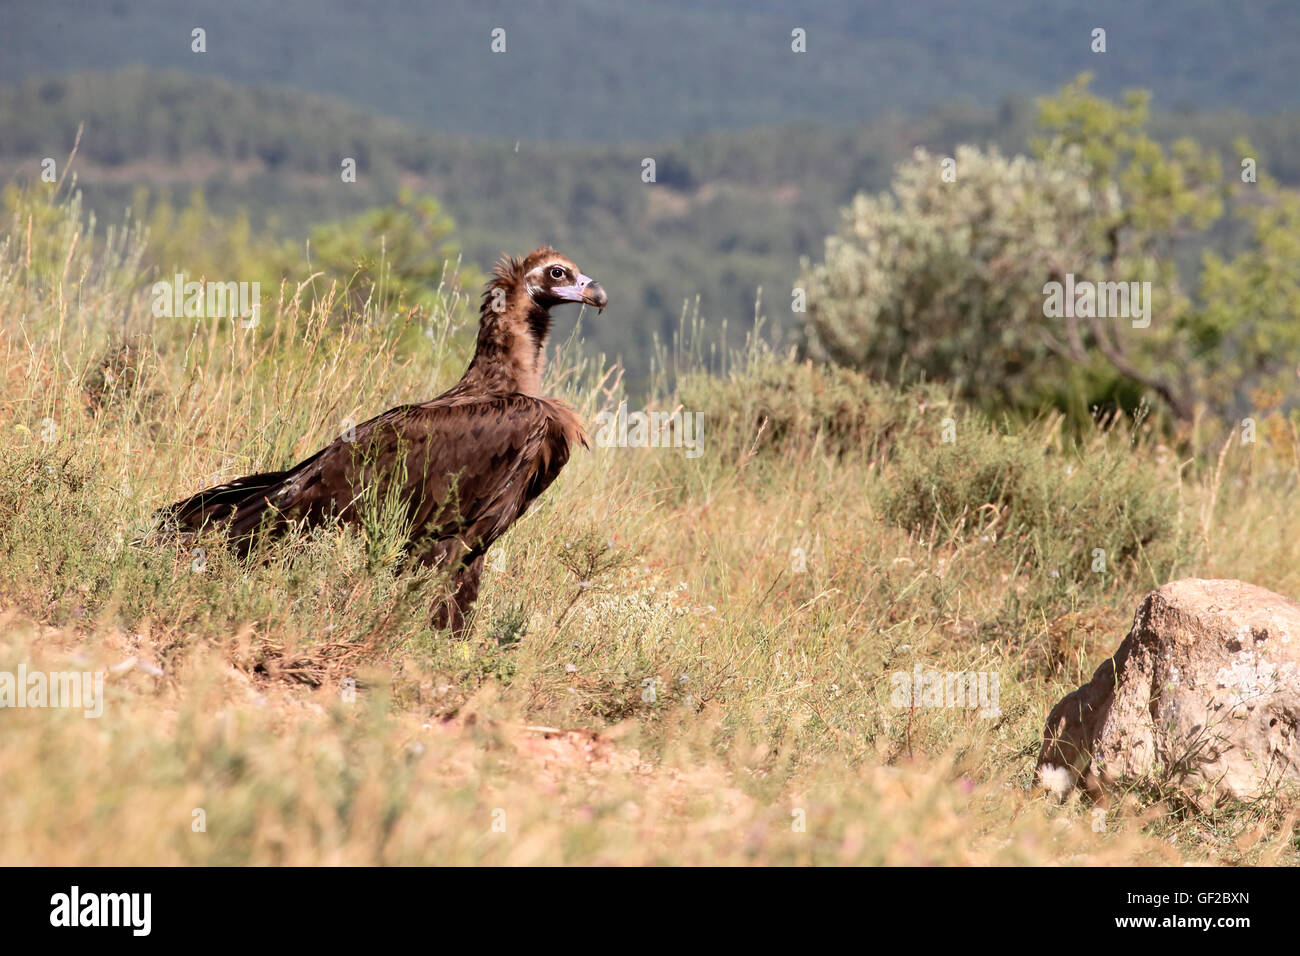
left=553, top=273, right=607, bottom=313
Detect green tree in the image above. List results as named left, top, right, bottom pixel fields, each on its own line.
left=1030, top=74, right=1223, bottom=421
left=1188, top=158, right=1300, bottom=412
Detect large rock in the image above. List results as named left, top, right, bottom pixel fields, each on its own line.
left=1037, top=579, right=1300, bottom=807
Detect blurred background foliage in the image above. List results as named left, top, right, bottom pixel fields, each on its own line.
left=1, top=46, right=1297, bottom=432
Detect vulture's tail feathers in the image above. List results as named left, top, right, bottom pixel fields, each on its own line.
left=153, top=446, right=328, bottom=554
left=160, top=470, right=291, bottom=537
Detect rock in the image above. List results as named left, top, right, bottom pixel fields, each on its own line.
left=1037, top=579, right=1300, bottom=808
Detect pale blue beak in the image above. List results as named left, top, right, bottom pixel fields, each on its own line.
left=551, top=273, right=607, bottom=312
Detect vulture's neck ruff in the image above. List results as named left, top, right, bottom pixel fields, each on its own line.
left=461, top=248, right=604, bottom=397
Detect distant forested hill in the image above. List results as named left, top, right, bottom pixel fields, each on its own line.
left=1, top=0, right=1297, bottom=142
left=3, top=70, right=1299, bottom=379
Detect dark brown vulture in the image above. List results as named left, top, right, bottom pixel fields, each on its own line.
left=161, top=247, right=606, bottom=635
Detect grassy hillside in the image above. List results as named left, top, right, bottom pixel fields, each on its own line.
left=3, top=0, right=1298, bottom=140
left=2, top=186, right=1298, bottom=864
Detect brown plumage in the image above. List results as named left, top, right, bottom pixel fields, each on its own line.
left=161, top=247, right=607, bottom=635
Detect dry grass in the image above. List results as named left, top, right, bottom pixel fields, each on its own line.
left=1, top=184, right=1298, bottom=865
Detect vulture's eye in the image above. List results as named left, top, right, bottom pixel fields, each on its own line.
left=549, top=267, right=566, bottom=280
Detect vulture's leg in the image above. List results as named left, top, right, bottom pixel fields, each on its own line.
left=411, top=539, right=483, bottom=638
left=446, top=553, right=485, bottom=637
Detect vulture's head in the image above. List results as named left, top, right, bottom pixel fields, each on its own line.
left=484, top=247, right=606, bottom=316
left=471, top=247, right=606, bottom=395
left=521, top=248, right=607, bottom=312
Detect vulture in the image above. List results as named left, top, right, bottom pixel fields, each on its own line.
left=161, top=247, right=606, bottom=635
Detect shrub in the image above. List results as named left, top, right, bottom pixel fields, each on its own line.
left=880, top=418, right=1181, bottom=590
left=678, top=353, right=955, bottom=461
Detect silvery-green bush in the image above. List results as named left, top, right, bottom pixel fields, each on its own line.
left=799, top=144, right=1104, bottom=410
left=800, top=77, right=1300, bottom=427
